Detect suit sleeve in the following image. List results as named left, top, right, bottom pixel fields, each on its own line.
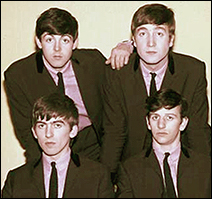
left=184, top=61, right=211, bottom=155
left=98, top=165, right=115, bottom=198
left=116, top=164, right=134, bottom=198
left=4, top=69, right=41, bottom=160
left=1, top=171, right=13, bottom=198
left=100, top=66, right=127, bottom=175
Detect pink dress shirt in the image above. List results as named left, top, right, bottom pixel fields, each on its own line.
left=43, top=57, right=91, bottom=132
left=42, top=148, right=71, bottom=198
left=140, top=59, right=168, bottom=96
left=153, top=140, right=181, bottom=197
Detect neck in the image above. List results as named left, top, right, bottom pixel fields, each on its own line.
left=140, top=54, right=169, bottom=72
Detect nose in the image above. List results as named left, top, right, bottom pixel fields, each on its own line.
left=45, top=125, right=54, bottom=138
left=158, top=118, right=166, bottom=129
left=54, top=40, right=61, bottom=51
left=147, top=34, right=156, bottom=47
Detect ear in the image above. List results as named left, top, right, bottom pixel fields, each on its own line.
left=69, top=125, right=78, bottom=138
left=72, top=37, right=79, bottom=50
left=179, top=117, right=189, bottom=131
left=35, top=36, right=42, bottom=49
left=169, top=34, right=175, bottom=48
left=31, top=127, right=38, bottom=139
left=132, top=36, right=137, bottom=48
left=146, top=116, right=151, bottom=130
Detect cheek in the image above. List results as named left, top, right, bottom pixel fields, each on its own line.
left=63, top=46, right=73, bottom=56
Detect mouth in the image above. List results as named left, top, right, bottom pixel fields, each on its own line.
left=146, top=51, right=157, bottom=55
left=53, top=55, right=62, bottom=60
left=157, top=132, right=168, bottom=136
left=45, top=142, right=56, bottom=147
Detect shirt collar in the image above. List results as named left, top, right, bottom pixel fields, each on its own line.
left=153, top=140, right=181, bottom=163
left=42, top=148, right=71, bottom=172
left=140, top=59, right=168, bottom=79
left=42, top=55, right=71, bottom=75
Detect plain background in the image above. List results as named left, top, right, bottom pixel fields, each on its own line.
left=1, top=1, right=211, bottom=188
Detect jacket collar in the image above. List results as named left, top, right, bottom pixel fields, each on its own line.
left=144, top=142, right=190, bottom=158
left=35, top=49, right=80, bottom=74
left=31, top=149, right=81, bottom=169
left=71, top=151, right=81, bottom=167
left=134, top=51, right=175, bottom=75
left=36, top=50, right=44, bottom=73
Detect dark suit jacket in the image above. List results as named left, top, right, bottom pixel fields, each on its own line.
left=100, top=51, right=211, bottom=173
left=4, top=49, right=107, bottom=161
left=116, top=147, right=211, bottom=198
left=1, top=153, right=114, bottom=198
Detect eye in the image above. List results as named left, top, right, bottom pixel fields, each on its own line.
left=61, top=36, right=71, bottom=44
left=62, top=38, right=70, bottom=44
left=53, top=123, right=63, bottom=129
left=45, top=37, right=53, bottom=43
left=36, top=123, right=46, bottom=129
left=138, top=31, right=146, bottom=37
left=156, top=31, right=164, bottom=37
left=151, top=115, right=159, bottom=121
left=166, top=116, right=174, bottom=121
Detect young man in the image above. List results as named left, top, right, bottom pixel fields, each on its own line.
left=3, top=7, right=127, bottom=164
left=100, top=3, right=211, bottom=182
left=116, top=89, right=211, bottom=198
left=1, top=93, right=114, bottom=198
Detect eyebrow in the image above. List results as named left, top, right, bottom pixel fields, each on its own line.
left=36, top=120, right=65, bottom=125
left=42, top=32, right=73, bottom=39
left=136, top=26, right=167, bottom=32
left=149, top=113, right=177, bottom=117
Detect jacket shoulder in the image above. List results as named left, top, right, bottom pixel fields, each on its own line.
left=172, top=52, right=205, bottom=66
left=72, top=48, right=106, bottom=61
left=4, top=52, right=37, bottom=77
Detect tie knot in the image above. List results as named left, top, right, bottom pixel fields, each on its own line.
left=164, top=152, right=170, bottom=159
left=57, top=72, right=62, bottom=77
left=150, top=72, right=157, bottom=78
left=51, top=162, right=56, bottom=167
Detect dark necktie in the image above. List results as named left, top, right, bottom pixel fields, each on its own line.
left=57, top=72, right=65, bottom=95
left=49, top=162, right=58, bottom=198
left=150, top=72, right=157, bottom=96
left=163, top=152, right=176, bottom=198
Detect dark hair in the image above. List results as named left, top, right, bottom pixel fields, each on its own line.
left=145, top=88, right=188, bottom=119
left=131, top=3, right=175, bottom=36
left=36, top=7, right=78, bottom=41
left=32, top=93, right=79, bottom=129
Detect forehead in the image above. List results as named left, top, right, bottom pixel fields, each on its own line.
left=150, top=106, right=181, bottom=116
left=41, top=32, right=73, bottom=39
left=136, top=24, right=169, bottom=32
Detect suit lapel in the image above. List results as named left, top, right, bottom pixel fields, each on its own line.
left=124, top=53, right=148, bottom=107
left=71, top=54, right=98, bottom=120
left=161, top=52, right=186, bottom=91
left=32, top=161, right=46, bottom=197
left=178, top=147, right=191, bottom=178
left=144, top=149, right=165, bottom=197
left=146, top=149, right=163, bottom=177
left=35, top=50, right=59, bottom=90
left=63, top=153, right=81, bottom=197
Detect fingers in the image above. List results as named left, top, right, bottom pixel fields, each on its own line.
left=124, top=56, right=129, bottom=65
left=105, top=57, right=111, bottom=65
left=107, top=42, right=132, bottom=70
left=111, top=53, right=116, bottom=70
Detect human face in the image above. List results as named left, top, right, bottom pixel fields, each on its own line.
left=146, top=106, right=188, bottom=149
left=133, top=24, right=174, bottom=71
left=36, top=33, right=78, bottom=70
left=32, top=116, right=78, bottom=160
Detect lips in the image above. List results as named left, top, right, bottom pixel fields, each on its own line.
left=146, top=51, right=157, bottom=54
left=53, top=55, right=62, bottom=60
left=157, top=132, right=168, bottom=136
left=45, top=142, right=56, bottom=147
